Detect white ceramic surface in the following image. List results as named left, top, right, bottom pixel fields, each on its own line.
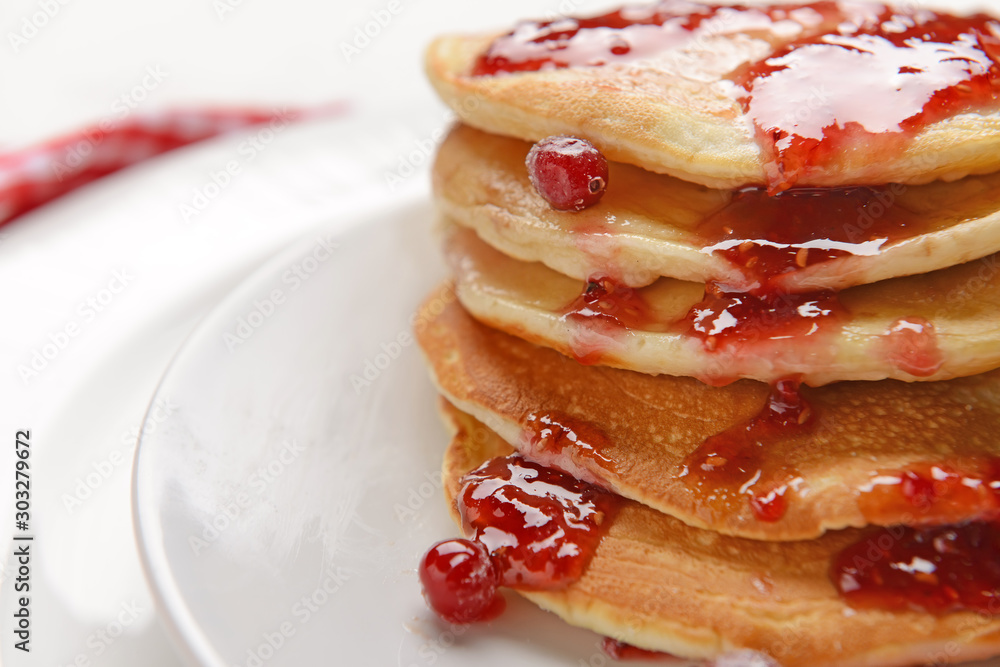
left=0, top=108, right=452, bottom=667
left=131, top=199, right=626, bottom=667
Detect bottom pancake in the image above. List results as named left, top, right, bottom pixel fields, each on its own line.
left=438, top=401, right=1000, bottom=667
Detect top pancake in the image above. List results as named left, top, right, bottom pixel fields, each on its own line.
left=426, top=2, right=1000, bottom=190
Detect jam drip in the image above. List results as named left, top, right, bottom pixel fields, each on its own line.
left=833, top=521, right=1000, bottom=614
left=686, top=184, right=945, bottom=349
left=882, top=316, right=944, bottom=378
left=686, top=281, right=840, bottom=351
left=524, top=410, right=616, bottom=473
left=735, top=7, right=1000, bottom=190
left=562, top=277, right=656, bottom=365
left=564, top=277, right=654, bottom=330
left=683, top=380, right=814, bottom=522
left=859, top=459, right=1000, bottom=527
left=458, top=454, right=622, bottom=590
left=601, top=638, right=681, bottom=661
left=697, top=185, right=919, bottom=290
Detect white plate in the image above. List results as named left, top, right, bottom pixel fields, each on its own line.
left=132, top=196, right=619, bottom=667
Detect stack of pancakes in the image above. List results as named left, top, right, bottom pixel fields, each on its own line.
left=415, top=2, right=1000, bottom=665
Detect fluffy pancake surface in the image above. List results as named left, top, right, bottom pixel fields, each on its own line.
left=439, top=401, right=1000, bottom=667
left=427, top=3, right=1000, bottom=190
left=417, top=286, right=1000, bottom=541
left=445, top=224, right=1000, bottom=385
left=434, top=124, right=1000, bottom=293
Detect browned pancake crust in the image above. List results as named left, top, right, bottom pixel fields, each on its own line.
left=439, top=401, right=1000, bottom=667
left=418, top=285, right=1000, bottom=541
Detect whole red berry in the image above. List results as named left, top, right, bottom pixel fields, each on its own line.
left=419, top=538, right=503, bottom=624
left=526, top=136, right=609, bottom=211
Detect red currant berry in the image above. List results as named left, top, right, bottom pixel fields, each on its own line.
left=419, top=538, right=503, bottom=624
left=526, top=136, right=609, bottom=211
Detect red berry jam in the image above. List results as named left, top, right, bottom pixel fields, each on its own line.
left=833, top=521, right=1000, bottom=614
left=881, top=316, right=944, bottom=378
left=601, top=637, right=682, bottom=661
left=564, top=277, right=655, bottom=330
left=472, top=1, right=832, bottom=75
left=695, top=185, right=921, bottom=292
left=858, top=459, right=1000, bottom=528
left=526, top=136, right=609, bottom=211
left=735, top=7, right=1000, bottom=190
left=419, top=538, right=505, bottom=623
left=523, top=410, right=616, bottom=473
left=561, top=277, right=657, bottom=364
left=683, top=379, right=814, bottom=522
left=458, top=454, right=622, bottom=589
left=686, top=281, right=841, bottom=352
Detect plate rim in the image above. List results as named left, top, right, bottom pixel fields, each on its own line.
left=129, top=188, right=428, bottom=667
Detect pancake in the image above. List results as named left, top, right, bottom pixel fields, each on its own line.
left=433, top=124, right=1000, bottom=293
left=438, top=401, right=1000, bottom=667
left=444, top=224, right=1000, bottom=386
left=416, top=285, right=1000, bottom=541
left=426, top=3, right=1000, bottom=191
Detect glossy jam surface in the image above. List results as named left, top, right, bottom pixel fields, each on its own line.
left=472, top=1, right=832, bottom=75
left=859, top=459, right=1000, bottom=527
left=564, top=277, right=655, bottom=330
left=524, top=410, right=617, bottom=472
left=562, top=277, right=657, bottom=364
left=697, top=185, right=919, bottom=290
left=419, top=539, right=505, bottom=623
left=686, top=281, right=841, bottom=351
left=458, top=454, right=622, bottom=590
left=737, top=7, right=1000, bottom=190
left=833, top=521, right=1000, bottom=614
left=881, top=316, right=944, bottom=377
left=682, top=380, right=814, bottom=522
